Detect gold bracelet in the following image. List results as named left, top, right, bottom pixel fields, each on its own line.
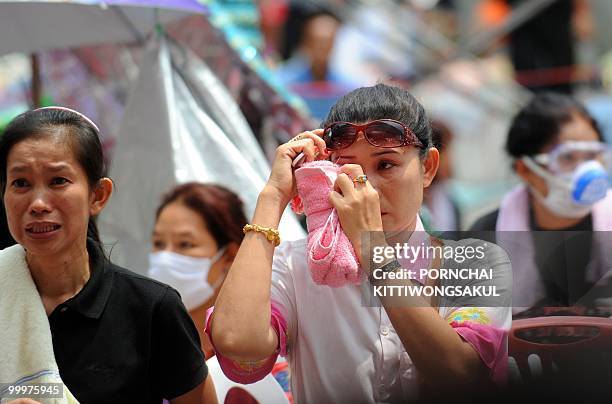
left=243, top=224, right=281, bottom=247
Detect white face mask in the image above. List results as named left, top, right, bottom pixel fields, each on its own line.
left=148, top=247, right=226, bottom=311
left=522, top=157, right=610, bottom=219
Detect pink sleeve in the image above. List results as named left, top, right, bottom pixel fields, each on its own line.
left=450, top=321, right=508, bottom=386
left=204, top=302, right=288, bottom=384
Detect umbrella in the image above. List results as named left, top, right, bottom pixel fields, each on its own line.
left=99, top=34, right=305, bottom=274
left=0, top=0, right=205, bottom=57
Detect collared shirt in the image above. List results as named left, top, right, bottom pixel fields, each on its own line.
left=269, top=237, right=511, bottom=404
left=49, top=240, right=207, bottom=403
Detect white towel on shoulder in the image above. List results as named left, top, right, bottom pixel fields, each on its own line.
left=0, top=244, right=79, bottom=403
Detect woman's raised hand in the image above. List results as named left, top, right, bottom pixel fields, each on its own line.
left=329, top=164, right=384, bottom=261
left=265, top=129, right=327, bottom=204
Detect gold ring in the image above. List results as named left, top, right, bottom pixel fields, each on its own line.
left=353, top=175, right=368, bottom=184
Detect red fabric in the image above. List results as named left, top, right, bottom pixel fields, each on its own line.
left=224, top=387, right=259, bottom=404
left=205, top=302, right=288, bottom=384
left=450, top=321, right=508, bottom=385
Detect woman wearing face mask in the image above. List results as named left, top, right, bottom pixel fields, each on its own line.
left=0, top=108, right=216, bottom=403
left=207, top=84, right=512, bottom=403
left=149, top=183, right=246, bottom=358
left=470, top=92, right=612, bottom=313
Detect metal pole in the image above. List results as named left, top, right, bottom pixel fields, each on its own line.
left=30, top=54, right=41, bottom=108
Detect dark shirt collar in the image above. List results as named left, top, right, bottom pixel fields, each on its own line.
left=62, top=239, right=114, bottom=319
left=529, top=205, right=593, bottom=231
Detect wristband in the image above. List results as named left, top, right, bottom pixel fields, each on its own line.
left=369, top=259, right=402, bottom=284
left=243, top=224, right=281, bottom=247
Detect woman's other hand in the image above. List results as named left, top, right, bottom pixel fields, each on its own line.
left=265, top=129, right=327, bottom=205
left=329, top=163, right=384, bottom=261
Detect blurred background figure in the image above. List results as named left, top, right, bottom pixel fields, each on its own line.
left=471, top=92, right=608, bottom=231
left=328, top=1, right=418, bottom=87
left=422, top=120, right=461, bottom=233
left=504, top=0, right=594, bottom=94
left=257, top=0, right=290, bottom=59
left=470, top=93, right=612, bottom=312
left=278, top=6, right=339, bottom=82
left=276, top=4, right=355, bottom=122
left=148, top=183, right=246, bottom=358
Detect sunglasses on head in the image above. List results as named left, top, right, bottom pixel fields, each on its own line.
left=323, top=119, right=424, bottom=151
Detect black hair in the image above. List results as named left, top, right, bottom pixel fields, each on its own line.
left=156, top=182, right=248, bottom=249
left=0, top=108, right=107, bottom=251
left=506, top=92, right=603, bottom=158
left=280, top=4, right=340, bottom=60
left=431, top=120, right=453, bottom=152
left=322, top=83, right=433, bottom=157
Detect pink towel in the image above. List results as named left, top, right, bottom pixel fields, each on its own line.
left=294, top=161, right=363, bottom=287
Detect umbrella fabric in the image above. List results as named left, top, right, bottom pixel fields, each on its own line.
left=169, top=37, right=270, bottom=179
left=0, top=0, right=204, bottom=56
left=100, top=35, right=304, bottom=274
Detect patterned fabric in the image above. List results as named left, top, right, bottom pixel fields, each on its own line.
left=271, top=360, right=293, bottom=403
left=447, top=308, right=491, bottom=325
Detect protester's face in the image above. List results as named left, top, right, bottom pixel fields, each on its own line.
left=525, top=114, right=601, bottom=196
left=4, top=135, right=94, bottom=257
left=303, top=14, right=339, bottom=70
left=545, top=113, right=600, bottom=151
left=153, top=201, right=218, bottom=258
left=331, top=133, right=438, bottom=233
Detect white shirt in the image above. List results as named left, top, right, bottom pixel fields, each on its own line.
left=271, top=237, right=512, bottom=403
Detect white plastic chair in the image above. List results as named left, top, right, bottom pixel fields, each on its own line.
left=206, top=356, right=289, bottom=404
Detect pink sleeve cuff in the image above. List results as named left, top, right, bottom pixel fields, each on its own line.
left=204, top=302, right=288, bottom=384
left=450, top=321, right=508, bottom=385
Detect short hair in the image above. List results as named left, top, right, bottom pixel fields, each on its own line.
left=506, top=92, right=603, bottom=158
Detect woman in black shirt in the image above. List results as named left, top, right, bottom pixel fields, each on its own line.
left=0, top=107, right=216, bottom=403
